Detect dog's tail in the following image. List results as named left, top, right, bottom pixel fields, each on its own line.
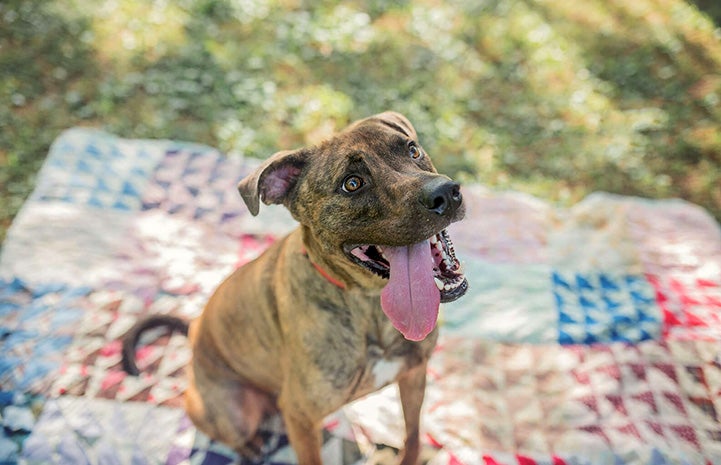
left=121, top=315, right=189, bottom=376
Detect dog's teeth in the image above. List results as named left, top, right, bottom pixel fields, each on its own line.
left=434, top=277, right=444, bottom=291
left=378, top=248, right=387, bottom=261
left=376, top=246, right=383, bottom=254
left=430, top=235, right=437, bottom=245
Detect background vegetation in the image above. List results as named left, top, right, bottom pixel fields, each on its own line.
left=2, top=0, right=721, bottom=244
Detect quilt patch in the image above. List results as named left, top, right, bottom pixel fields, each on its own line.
left=0, top=279, right=91, bottom=393
left=552, top=272, right=661, bottom=344
left=1, top=128, right=721, bottom=465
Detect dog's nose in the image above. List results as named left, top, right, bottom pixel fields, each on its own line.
left=421, top=177, right=462, bottom=216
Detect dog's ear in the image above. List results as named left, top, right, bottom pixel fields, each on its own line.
left=237, top=149, right=308, bottom=216
left=372, top=111, right=418, bottom=139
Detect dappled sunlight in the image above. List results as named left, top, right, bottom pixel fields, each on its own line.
left=90, top=0, right=189, bottom=66
left=2, top=0, right=721, bottom=241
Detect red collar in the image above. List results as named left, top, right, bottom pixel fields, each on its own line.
left=301, top=246, right=346, bottom=289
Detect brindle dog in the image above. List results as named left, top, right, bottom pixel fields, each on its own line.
left=123, top=112, right=468, bottom=465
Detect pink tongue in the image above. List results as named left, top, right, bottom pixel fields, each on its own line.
left=380, top=240, right=441, bottom=341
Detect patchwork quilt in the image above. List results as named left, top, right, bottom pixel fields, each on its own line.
left=1, top=128, right=721, bottom=465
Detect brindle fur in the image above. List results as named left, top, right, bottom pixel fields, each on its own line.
left=131, top=112, right=465, bottom=465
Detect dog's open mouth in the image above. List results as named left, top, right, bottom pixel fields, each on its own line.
left=346, top=230, right=467, bottom=302
left=344, top=229, right=468, bottom=341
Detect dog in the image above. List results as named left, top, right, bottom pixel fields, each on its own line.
left=122, top=112, right=468, bottom=465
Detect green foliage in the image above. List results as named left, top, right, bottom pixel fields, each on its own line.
left=2, top=0, right=721, bottom=244
left=0, top=0, right=96, bottom=237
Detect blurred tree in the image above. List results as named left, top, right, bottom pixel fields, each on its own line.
left=1, top=0, right=720, bottom=245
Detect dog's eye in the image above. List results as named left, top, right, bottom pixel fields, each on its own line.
left=408, top=142, right=422, bottom=159
left=341, top=175, right=364, bottom=193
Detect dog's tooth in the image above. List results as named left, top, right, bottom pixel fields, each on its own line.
left=430, top=235, right=438, bottom=245
left=378, top=247, right=388, bottom=261
left=442, top=229, right=451, bottom=242
left=434, top=277, right=444, bottom=291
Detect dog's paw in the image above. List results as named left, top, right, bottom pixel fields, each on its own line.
left=363, top=444, right=400, bottom=465
left=363, top=442, right=436, bottom=465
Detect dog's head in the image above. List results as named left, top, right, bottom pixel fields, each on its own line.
left=238, top=112, right=468, bottom=341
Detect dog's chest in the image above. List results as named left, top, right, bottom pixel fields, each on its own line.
left=341, top=347, right=406, bottom=402
left=367, top=347, right=405, bottom=390
left=349, top=330, right=429, bottom=399
left=323, top=294, right=435, bottom=401
left=371, top=357, right=405, bottom=389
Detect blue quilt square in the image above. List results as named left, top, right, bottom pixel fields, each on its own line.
left=552, top=272, right=662, bottom=344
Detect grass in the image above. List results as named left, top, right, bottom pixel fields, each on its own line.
left=2, top=0, right=721, bottom=244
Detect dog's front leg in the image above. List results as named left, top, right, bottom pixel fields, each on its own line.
left=397, top=363, right=428, bottom=465
left=279, top=402, right=323, bottom=465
